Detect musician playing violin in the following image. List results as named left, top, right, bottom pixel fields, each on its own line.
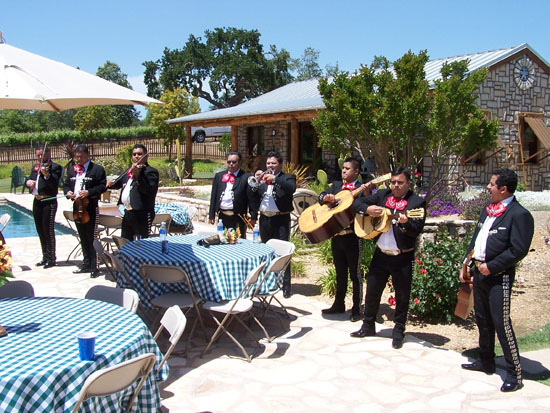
left=320, top=157, right=372, bottom=322
left=350, top=167, right=426, bottom=349
left=25, top=146, right=62, bottom=269
left=107, top=144, right=159, bottom=240
left=63, top=144, right=106, bottom=278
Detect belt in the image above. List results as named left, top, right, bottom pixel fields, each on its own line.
left=260, top=211, right=290, bottom=217
left=219, top=209, right=234, bottom=216
left=336, top=229, right=353, bottom=236
left=378, top=247, right=414, bottom=256
left=472, top=260, right=485, bottom=269
left=34, top=194, right=50, bottom=200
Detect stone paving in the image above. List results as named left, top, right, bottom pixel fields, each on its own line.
left=3, top=193, right=550, bottom=413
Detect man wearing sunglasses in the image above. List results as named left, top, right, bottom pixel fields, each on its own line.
left=350, top=167, right=426, bottom=349
left=209, top=151, right=254, bottom=238
left=107, top=144, right=159, bottom=240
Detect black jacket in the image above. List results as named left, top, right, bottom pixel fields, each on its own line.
left=209, top=169, right=253, bottom=220
left=26, top=161, right=62, bottom=197
left=353, top=188, right=426, bottom=251
left=110, top=164, right=159, bottom=211
left=467, top=198, right=534, bottom=276
left=63, top=161, right=107, bottom=210
left=250, top=172, right=296, bottom=217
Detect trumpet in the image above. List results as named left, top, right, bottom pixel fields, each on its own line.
left=248, top=168, right=274, bottom=189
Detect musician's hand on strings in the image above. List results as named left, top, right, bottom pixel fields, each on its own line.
left=106, top=179, right=114, bottom=188
left=27, top=180, right=35, bottom=190
left=366, top=205, right=384, bottom=217
left=40, top=165, right=50, bottom=178
left=78, top=190, right=89, bottom=199
left=397, top=212, right=408, bottom=224
left=66, top=191, right=75, bottom=200
left=478, top=263, right=491, bottom=276
left=360, top=182, right=372, bottom=195
left=323, top=194, right=336, bottom=204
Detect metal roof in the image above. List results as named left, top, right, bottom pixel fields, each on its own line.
left=168, top=44, right=547, bottom=124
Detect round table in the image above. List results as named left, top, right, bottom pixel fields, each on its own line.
left=118, top=234, right=277, bottom=309
left=0, top=297, right=167, bottom=412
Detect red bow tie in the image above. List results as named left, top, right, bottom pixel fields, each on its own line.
left=74, top=164, right=84, bottom=175
left=342, top=182, right=356, bottom=190
left=486, top=202, right=506, bottom=217
left=385, top=195, right=407, bottom=211
left=34, top=164, right=40, bottom=172
left=127, top=169, right=133, bottom=179
left=222, top=173, right=235, bottom=184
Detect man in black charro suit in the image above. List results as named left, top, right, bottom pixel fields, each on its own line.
left=25, top=146, right=62, bottom=268
left=63, top=144, right=106, bottom=278
left=107, top=144, right=159, bottom=240
left=350, top=167, right=426, bottom=349
left=460, top=168, right=534, bottom=393
left=209, top=151, right=255, bottom=238
left=319, top=157, right=372, bottom=322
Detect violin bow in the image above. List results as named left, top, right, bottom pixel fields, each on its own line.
left=109, top=151, right=148, bottom=187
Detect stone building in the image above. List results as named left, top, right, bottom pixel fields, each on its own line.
left=169, top=43, right=550, bottom=190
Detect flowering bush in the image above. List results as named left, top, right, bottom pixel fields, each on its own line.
left=409, top=229, right=472, bottom=322
left=0, top=241, right=14, bottom=287
left=426, top=182, right=463, bottom=217
left=460, top=190, right=490, bottom=220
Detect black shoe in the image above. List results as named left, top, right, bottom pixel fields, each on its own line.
left=500, top=381, right=524, bottom=392
left=322, top=305, right=345, bottom=315
left=36, top=260, right=47, bottom=266
left=43, top=261, right=56, bottom=269
left=350, top=312, right=362, bottom=322
left=282, top=286, right=291, bottom=298
left=350, top=323, right=376, bottom=338
left=73, top=267, right=92, bottom=274
left=392, top=336, right=404, bottom=349
left=461, top=360, right=496, bottom=375
left=90, top=270, right=100, bottom=279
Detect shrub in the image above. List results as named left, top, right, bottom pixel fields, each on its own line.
left=409, top=229, right=472, bottom=322
left=94, top=157, right=126, bottom=176
left=427, top=182, right=462, bottom=217
left=291, top=260, right=306, bottom=278
left=318, top=267, right=337, bottom=296
left=460, top=190, right=490, bottom=220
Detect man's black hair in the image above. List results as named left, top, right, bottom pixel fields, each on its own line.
left=391, top=166, right=411, bottom=181
left=493, top=168, right=518, bottom=194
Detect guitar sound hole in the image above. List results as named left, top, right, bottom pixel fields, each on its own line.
left=328, top=200, right=341, bottom=210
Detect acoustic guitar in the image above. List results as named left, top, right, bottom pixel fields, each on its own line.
left=454, top=250, right=474, bottom=320
left=354, top=208, right=425, bottom=239
left=298, top=173, right=391, bottom=244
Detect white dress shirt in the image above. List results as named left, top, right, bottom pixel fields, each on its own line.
left=473, top=195, right=514, bottom=261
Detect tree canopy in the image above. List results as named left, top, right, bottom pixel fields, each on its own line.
left=291, top=47, right=323, bottom=81
left=143, top=27, right=293, bottom=109
left=313, top=50, right=499, bottom=195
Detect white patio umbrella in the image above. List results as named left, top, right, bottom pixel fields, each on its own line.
left=0, top=42, right=162, bottom=111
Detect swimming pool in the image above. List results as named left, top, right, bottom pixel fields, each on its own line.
left=0, top=201, right=71, bottom=239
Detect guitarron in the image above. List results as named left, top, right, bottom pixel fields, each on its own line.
left=454, top=250, right=474, bottom=319
left=298, top=173, right=391, bottom=244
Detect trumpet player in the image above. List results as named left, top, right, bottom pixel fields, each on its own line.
left=209, top=151, right=255, bottom=238
left=250, top=151, right=296, bottom=298
left=26, top=145, right=62, bottom=269
left=107, top=144, right=159, bottom=240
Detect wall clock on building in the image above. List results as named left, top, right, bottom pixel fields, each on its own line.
left=514, top=56, right=535, bottom=90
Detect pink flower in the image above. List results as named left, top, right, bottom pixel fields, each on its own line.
left=414, top=298, right=420, bottom=304
left=436, top=258, right=442, bottom=263
left=420, top=268, right=427, bottom=275
left=417, top=260, right=423, bottom=266
left=388, top=296, right=396, bottom=306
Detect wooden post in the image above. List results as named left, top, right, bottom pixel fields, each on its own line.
left=185, top=125, right=193, bottom=179
left=290, top=118, right=299, bottom=165
left=231, top=125, right=238, bottom=152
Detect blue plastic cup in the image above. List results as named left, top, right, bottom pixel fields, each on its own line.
left=76, top=331, right=96, bottom=361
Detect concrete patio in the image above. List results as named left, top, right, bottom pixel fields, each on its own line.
left=3, top=193, right=550, bottom=412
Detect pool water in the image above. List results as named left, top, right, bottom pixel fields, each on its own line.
left=0, top=202, right=71, bottom=239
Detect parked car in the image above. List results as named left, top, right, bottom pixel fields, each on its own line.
left=191, top=126, right=231, bottom=143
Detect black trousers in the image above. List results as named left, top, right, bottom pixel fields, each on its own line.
left=33, top=198, right=57, bottom=263
left=76, top=206, right=98, bottom=270
left=259, top=213, right=291, bottom=287
left=473, top=267, right=522, bottom=383
left=122, top=209, right=154, bottom=240
left=219, top=211, right=247, bottom=239
left=363, top=248, right=414, bottom=328
left=331, top=233, right=363, bottom=312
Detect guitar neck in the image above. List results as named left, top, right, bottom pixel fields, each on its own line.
left=349, top=173, right=392, bottom=198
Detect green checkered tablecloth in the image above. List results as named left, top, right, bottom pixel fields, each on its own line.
left=118, top=234, right=277, bottom=309
left=0, top=297, right=168, bottom=412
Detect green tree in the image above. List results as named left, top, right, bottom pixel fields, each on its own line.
left=96, top=61, right=140, bottom=127
left=143, top=27, right=293, bottom=109
left=73, top=105, right=114, bottom=139
left=291, top=47, right=323, bottom=81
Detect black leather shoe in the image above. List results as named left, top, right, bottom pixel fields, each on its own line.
left=350, top=324, right=376, bottom=338
left=90, top=270, right=100, bottom=279
left=282, top=286, right=291, bottom=298
left=392, top=336, right=404, bottom=349
left=500, top=381, right=524, bottom=392
left=43, top=261, right=55, bottom=269
left=36, top=260, right=47, bottom=266
left=322, top=306, right=345, bottom=315
left=461, top=360, right=496, bottom=375
left=350, top=312, right=361, bottom=322
left=73, top=267, right=92, bottom=274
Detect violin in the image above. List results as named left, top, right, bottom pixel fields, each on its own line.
left=73, top=177, right=90, bottom=224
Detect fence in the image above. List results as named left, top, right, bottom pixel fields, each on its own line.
left=0, top=137, right=226, bottom=164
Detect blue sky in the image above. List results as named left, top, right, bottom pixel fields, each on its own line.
left=3, top=1, right=550, bottom=115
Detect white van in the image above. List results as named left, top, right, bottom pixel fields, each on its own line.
left=190, top=126, right=231, bottom=143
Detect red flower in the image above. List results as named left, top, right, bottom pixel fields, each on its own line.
left=387, top=281, right=393, bottom=288
left=388, top=296, right=396, bottom=306
left=420, top=268, right=427, bottom=275
left=414, top=298, right=420, bottom=304
left=436, top=258, right=442, bottom=263
left=415, top=172, right=422, bottom=177
left=417, top=260, right=423, bottom=266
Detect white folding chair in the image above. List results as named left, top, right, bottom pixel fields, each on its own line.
left=0, top=280, right=35, bottom=298
left=200, top=261, right=270, bottom=362
left=85, top=285, right=140, bottom=314
left=153, top=305, right=187, bottom=375
left=186, top=206, right=197, bottom=221
left=71, top=353, right=156, bottom=413
left=0, top=213, right=11, bottom=233
left=63, top=210, right=82, bottom=262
